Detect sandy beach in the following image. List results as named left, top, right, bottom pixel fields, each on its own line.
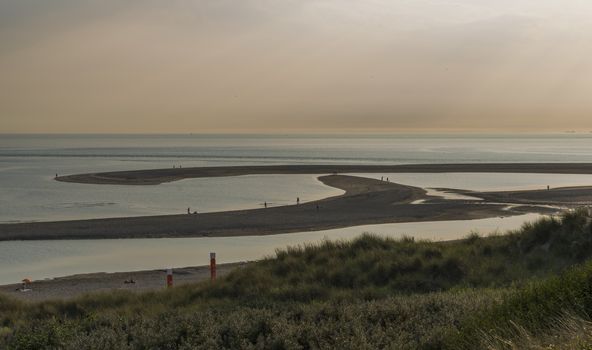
left=0, top=172, right=580, bottom=241
left=0, top=262, right=243, bottom=302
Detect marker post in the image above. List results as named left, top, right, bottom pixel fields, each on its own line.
left=210, top=252, right=216, bottom=281
left=166, top=268, right=173, bottom=288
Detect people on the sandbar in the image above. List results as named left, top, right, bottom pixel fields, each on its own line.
left=264, top=201, right=267, bottom=208
left=381, top=176, right=383, bottom=181
left=187, top=207, right=190, bottom=214
left=297, top=197, right=300, bottom=205
left=547, top=185, right=550, bottom=190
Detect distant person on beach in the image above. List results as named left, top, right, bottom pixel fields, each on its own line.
left=547, top=185, right=550, bottom=190
left=264, top=202, right=267, bottom=208
left=316, top=204, right=319, bottom=211
left=297, top=197, right=300, bottom=205
left=187, top=207, right=190, bottom=214
left=381, top=176, right=383, bottom=181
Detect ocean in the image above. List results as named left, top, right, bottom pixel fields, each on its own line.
left=1, top=133, right=592, bottom=283
left=3, top=133, right=592, bottom=223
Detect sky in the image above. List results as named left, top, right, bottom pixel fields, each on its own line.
left=1, top=0, right=592, bottom=133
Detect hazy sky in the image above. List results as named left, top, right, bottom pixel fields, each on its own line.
left=1, top=0, right=592, bottom=133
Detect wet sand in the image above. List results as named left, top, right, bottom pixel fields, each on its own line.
left=0, top=174, right=571, bottom=241
left=56, top=163, right=592, bottom=185
left=0, top=262, right=243, bottom=302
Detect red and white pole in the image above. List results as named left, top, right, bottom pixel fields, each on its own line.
left=210, top=252, right=216, bottom=281
left=166, top=268, right=173, bottom=288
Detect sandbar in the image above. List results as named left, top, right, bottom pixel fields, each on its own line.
left=55, top=163, right=592, bottom=185
left=0, top=174, right=568, bottom=241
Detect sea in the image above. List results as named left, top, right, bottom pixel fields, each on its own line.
left=2, top=133, right=592, bottom=284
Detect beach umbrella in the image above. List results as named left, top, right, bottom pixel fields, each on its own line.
left=22, top=278, right=32, bottom=284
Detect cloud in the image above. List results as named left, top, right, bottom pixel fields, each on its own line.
left=1, top=0, right=592, bottom=132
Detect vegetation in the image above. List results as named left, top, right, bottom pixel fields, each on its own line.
left=2, top=209, right=592, bottom=349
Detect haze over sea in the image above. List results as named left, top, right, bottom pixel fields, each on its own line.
left=2, top=133, right=592, bottom=283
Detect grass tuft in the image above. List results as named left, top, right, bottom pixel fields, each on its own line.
left=3, top=210, right=592, bottom=349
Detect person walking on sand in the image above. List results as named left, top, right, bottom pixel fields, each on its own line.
left=264, top=201, right=267, bottom=208
left=297, top=197, right=300, bottom=205
left=187, top=207, right=190, bottom=214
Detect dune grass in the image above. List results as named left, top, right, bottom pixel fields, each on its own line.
left=448, top=260, right=592, bottom=349
left=2, top=209, right=592, bottom=349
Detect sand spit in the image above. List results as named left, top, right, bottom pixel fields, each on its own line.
left=55, top=163, right=592, bottom=185
left=0, top=174, right=570, bottom=241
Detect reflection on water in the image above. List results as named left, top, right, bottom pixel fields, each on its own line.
left=0, top=214, right=542, bottom=285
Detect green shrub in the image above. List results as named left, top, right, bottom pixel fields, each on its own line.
left=3, top=210, right=592, bottom=349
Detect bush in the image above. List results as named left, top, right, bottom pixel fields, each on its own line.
left=3, top=210, right=592, bottom=349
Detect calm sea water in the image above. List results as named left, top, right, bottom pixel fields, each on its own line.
left=1, top=133, right=592, bottom=283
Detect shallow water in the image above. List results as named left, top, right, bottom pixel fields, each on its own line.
left=0, top=213, right=542, bottom=285
left=0, top=172, right=342, bottom=223
left=3, top=134, right=592, bottom=222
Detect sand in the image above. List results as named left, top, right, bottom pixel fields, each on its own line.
left=0, top=262, right=243, bottom=302
left=0, top=173, right=571, bottom=241
left=55, top=163, right=592, bottom=185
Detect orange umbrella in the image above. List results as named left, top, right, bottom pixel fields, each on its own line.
left=22, top=278, right=32, bottom=284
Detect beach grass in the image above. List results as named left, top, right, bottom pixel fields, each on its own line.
left=2, top=209, right=592, bottom=349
